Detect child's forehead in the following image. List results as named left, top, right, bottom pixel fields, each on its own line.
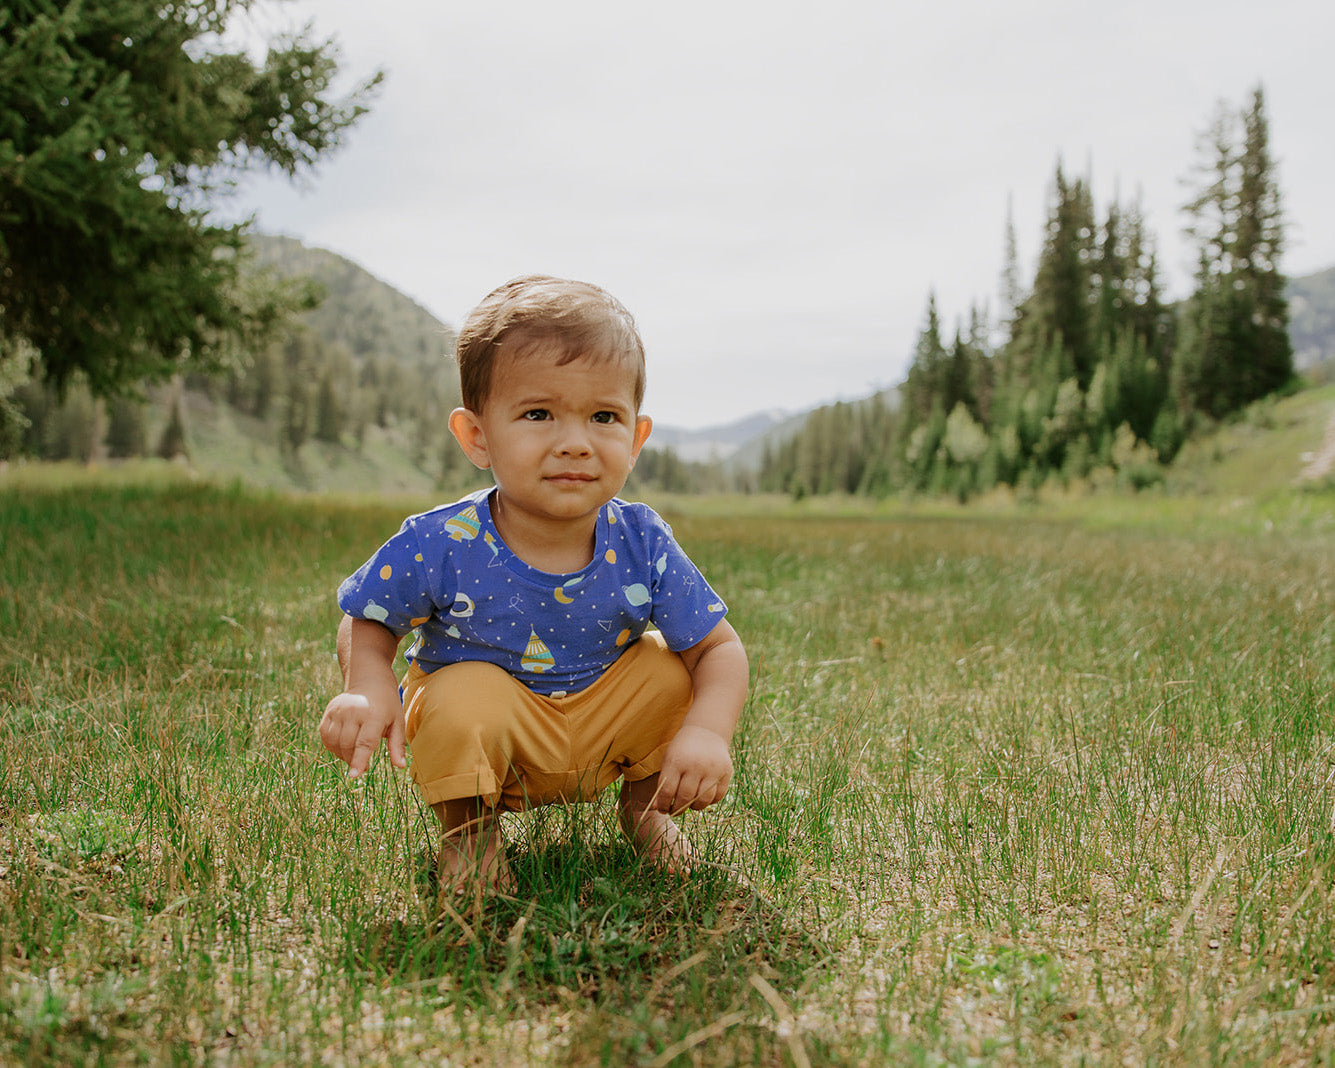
left=497, top=341, right=641, bottom=385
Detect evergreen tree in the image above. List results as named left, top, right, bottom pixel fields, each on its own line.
left=314, top=370, right=342, bottom=444
left=281, top=334, right=315, bottom=453
left=105, top=394, right=148, bottom=458
left=157, top=383, right=188, bottom=460
left=1234, top=87, right=1292, bottom=399
left=1009, top=165, right=1097, bottom=390
left=1176, top=86, right=1292, bottom=417
left=43, top=378, right=99, bottom=461
left=248, top=345, right=281, bottom=420
left=0, top=340, right=33, bottom=459
left=902, top=293, right=947, bottom=425
left=999, top=194, right=1025, bottom=340
left=0, top=0, right=379, bottom=395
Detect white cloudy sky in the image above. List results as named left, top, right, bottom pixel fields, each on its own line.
left=233, top=0, right=1335, bottom=430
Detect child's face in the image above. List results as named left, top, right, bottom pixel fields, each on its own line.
left=450, top=346, right=652, bottom=534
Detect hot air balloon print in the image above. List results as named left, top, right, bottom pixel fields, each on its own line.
left=521, top=628, right=556, bottom=673
left=445, top=506, right=481, bottom=542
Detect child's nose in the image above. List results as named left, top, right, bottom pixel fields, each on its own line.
left=555, top=424, right=592, bottom=456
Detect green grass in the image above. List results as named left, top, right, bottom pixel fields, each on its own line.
left=2, top=466, right=1334, bottom=1065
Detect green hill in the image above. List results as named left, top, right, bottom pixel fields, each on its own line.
left=1289, top=265, right=1335, bottom=373
left=167, top=235, right=465, bottom=495
left=248, top=234, right=457, bottom=381
left=1166, top=383, right=1335, bottom=496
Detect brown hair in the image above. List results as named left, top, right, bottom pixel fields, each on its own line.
left=455, top=275, right=647, bottom=412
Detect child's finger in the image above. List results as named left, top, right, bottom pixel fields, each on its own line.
left=348, top=725, right=382, bottom=778
left=669, top=772, right=703, bottom=814
left=650, top=771, right=677, bottom=812
left=387, top=714, right=407, bottom=769
left=688, top=783, right=718, bottom=811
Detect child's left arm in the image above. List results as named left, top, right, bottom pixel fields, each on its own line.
left=654, top=619, right=749, bottom=814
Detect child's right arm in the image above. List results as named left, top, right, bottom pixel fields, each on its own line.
left=318, top=615, right=407, bottom=779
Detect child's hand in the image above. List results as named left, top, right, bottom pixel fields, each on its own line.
left=319, top=685, right=407, bottom=779
left=654, top=724, right=733, bottom=814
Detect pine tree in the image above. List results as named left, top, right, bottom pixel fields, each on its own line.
left=1010, top=165, right=1097, bottom=390
left=901, top=293, right=948, bottom=426
left=0, top=340, right=34, bottom=459
left=1176, top=86, right=1292, bottom=417
left=999, top=195, right=1025, bottom=341
left=105, top=394, right=148, bottom=458
left=1234, top=87, right=1293, bottom=400
left=0, top=1, right=380, bottom=395
left=314, top=371, right=342, bottom=444
left=156, top=382, right=188, bottom=460
left=281, top=335, right=315, bottom=453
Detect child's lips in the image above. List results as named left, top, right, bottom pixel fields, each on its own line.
left=546, top=471, right=597, bottom=484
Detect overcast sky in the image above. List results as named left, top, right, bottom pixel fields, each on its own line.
left=233, top=0, right=1335, bottom=430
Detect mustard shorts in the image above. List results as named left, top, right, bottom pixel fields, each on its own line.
left=402, top=632, right=693, bottom=811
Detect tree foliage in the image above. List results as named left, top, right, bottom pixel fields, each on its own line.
left=1175, top=87, right=1292, bottom=417
left=0, top=0, right=380, bottom=394
left=762, top=85, right=1293, bottom=502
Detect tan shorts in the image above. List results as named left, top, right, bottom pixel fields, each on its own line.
left=402, top=631, right=693, bottom=811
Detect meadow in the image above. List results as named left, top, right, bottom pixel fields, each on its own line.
left=1, top=466, right=1333, bottom=1065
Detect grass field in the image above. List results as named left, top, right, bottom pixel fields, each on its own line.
left=2, top=460, right=1333, bottom=1065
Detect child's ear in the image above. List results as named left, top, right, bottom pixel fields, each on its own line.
left=448, top=408, right=491, bottom=470
left=629, top=415, right=653, bottom=466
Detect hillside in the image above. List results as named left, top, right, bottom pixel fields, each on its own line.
left=248, top=234, right=459, bottom=387
left=1167, top=382, right=1335, bottom=495
left=1289, top=265, right=1335, bottom=371
left=169, top=234, right=465, bottom=495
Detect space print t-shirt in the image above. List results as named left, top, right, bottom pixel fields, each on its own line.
left=336, top=489, right=727, bottom=696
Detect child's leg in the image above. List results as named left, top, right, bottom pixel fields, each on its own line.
left=404, top=661, right=552, bottom=898
left=618, top=773, right=694, bottom=874
left=432, top=797, right=513, bottom=896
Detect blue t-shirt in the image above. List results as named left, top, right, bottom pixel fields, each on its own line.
left=337, top=489, right=727, bottom=696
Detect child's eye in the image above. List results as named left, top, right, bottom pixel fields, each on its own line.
left=591, top=411, right=618, bottom=425
left=522, top=409, right=550, bottom=421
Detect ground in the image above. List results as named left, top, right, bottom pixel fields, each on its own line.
left=1298, top=398, right=1335, bottom=482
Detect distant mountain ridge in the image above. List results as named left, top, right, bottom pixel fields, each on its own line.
left=649, top=409, right=794, bottom=461
left=1289, top=265, right=1335, bottom=370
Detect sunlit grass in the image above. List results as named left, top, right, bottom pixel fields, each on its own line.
left=2, top=475, right=1333, bottom=1064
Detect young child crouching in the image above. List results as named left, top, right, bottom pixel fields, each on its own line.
left=318, top=275, right=749, bottom=895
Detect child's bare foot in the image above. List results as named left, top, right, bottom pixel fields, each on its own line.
left=619, top=780, right=695, bottom=875
left=434, top=800, right=514, bottom=898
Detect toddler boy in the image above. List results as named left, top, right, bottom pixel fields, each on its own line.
left=318, top=275, right=748, bottom=894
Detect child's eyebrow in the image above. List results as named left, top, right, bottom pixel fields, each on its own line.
left=511, top=393, right=633, bottom=411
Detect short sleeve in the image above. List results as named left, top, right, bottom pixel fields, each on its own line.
left=640, top=509, right=728, bottom=652
left=337, top=517, right=442, bottom=636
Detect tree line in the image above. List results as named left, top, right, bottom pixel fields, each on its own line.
left=761, top=86, right=1295, bottom=500
left=0, top=25, right=1298, bottom=504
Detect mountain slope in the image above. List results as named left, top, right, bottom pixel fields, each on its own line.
left=249, top=233, right=458, bottom=385
left=1289, top=266, right=1335, bottom=371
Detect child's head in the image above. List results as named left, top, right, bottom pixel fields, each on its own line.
left=455, top=275, right=647, bottom=413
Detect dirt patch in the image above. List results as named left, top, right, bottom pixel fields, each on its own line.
left=1297, top=401, right=1335, bottom=482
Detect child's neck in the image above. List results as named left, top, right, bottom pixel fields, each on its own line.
left=490, top=495, right=597, bottom=575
